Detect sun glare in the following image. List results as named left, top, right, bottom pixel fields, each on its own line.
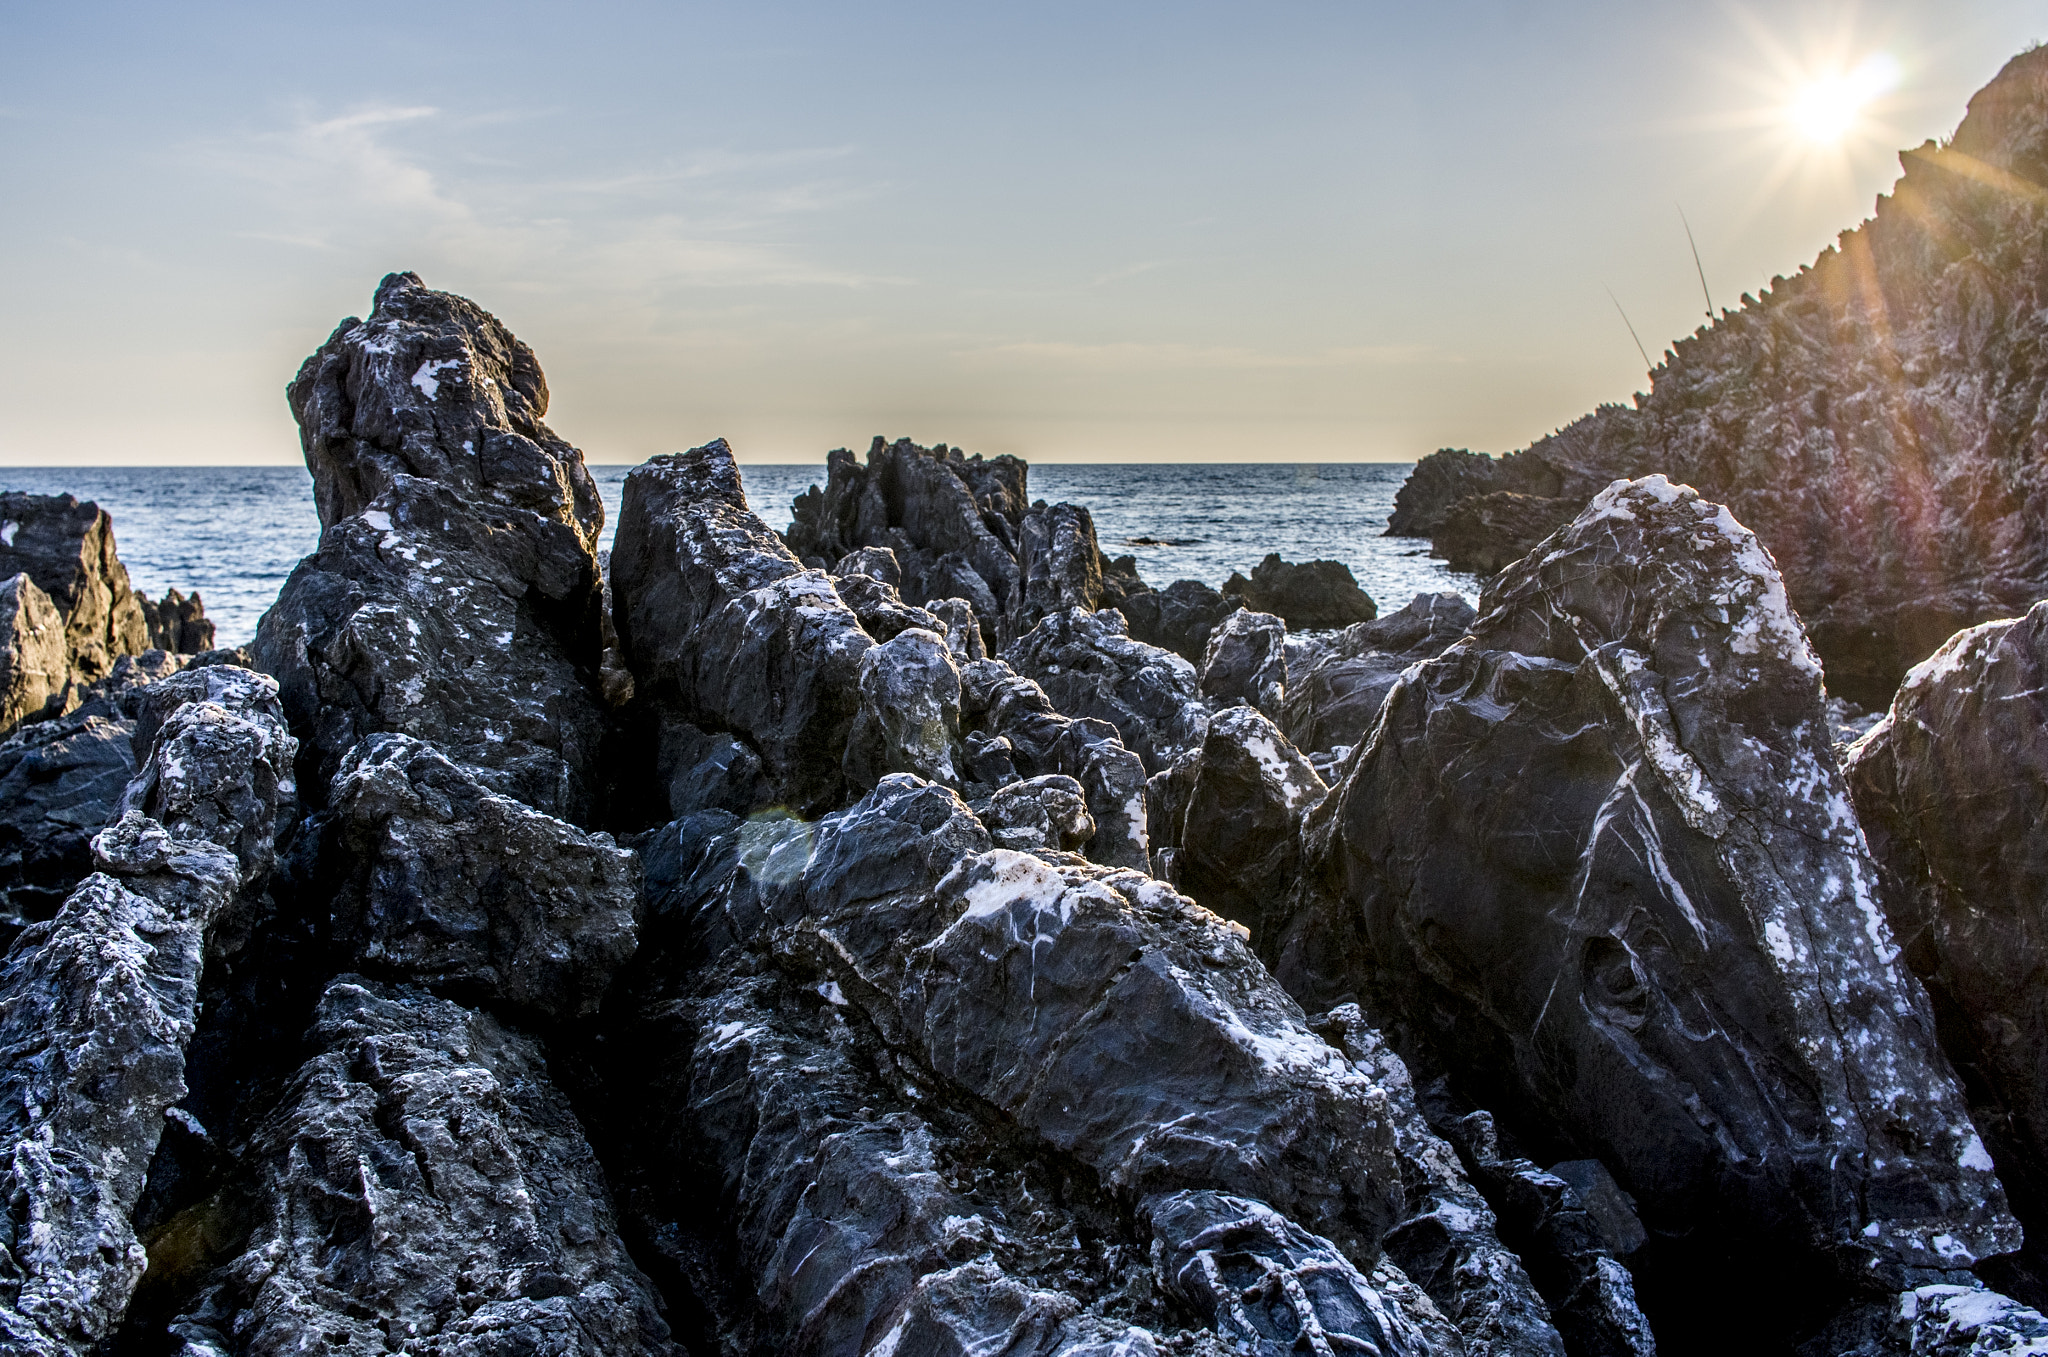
left=1787, top=53, right=1901, bottom=144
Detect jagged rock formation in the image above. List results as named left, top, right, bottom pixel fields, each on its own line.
left=1846, top=601, right=2048, bottom=1302
left=0, top=496, right=215, bottom=737
left=1280, top=592, right=1476, bottom=765
left=253, top=270, right=608, bottom=823
left=1002, top=606, right=1209, bottom=774
left=1223, top=554, right=1378, bottom=631
left=1199, top=608, right=1288, bottom=717
left=1279, top=478, right=2019, bottom=1346
left=1390, top=47, right=2048, bottom=706
left=613, top=776, right=1567, bottom=1355
left=1117, top=577, right=1239, bottom=663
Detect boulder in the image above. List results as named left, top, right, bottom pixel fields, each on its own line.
left=830, top=569, right=945, bottom=641
left=1223, top=554, right=1377, bottom=631
left=1200, top=607, right=1288, bottom=717
left=927, top=596, right=989, bottom=662
left=1434, top=493, right=1580, bottom=577
left=0, top=492, right=148, bottom=695
left=829, top=543, right=903, bottom=586
left=973, top=772, right=1095, bottom=853
left=0, top=573, right=65, bottom=733
left=843, top=628, right=966, bottom=792
left=1016, top=500, right=1106, bottom=632
left=1388, top=448, right=1520, bottom=537
left=165, top=976, right=674, bottom=1356
left=610, top=439, right=873, bottom=819
left=135, top=588, right=214, bottom=655
left=1002, top=606, right=1208, bottom=774
left=1149, top=705, right=1325, bottom=949
left=315, top=733, right=639, bottom=1021
left=1117, top=578, right=1239, bottom=664
left=1281, top=592, right=1477, bottom=756
left=255, top=273, right=609, bottom=823
left=1845, top=600, right=2048, bottom=1293
left=1391, top=49, right=2048, bottom=705
left=1279, top=478, right=2018, bottom=1334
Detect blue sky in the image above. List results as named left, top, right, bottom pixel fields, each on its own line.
left=2, top=2, right=2042, bottom=464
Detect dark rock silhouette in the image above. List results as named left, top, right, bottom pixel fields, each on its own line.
left=1391, top=47, right=2048, bottom=706
left=1117, top=576, right=1239, bottom=662
left=1200, top=607, right=1288, bottom=717
left=1279, top=479, right=2018, bottom=1339
left=1281, top=592, right=1476, bottom=758
left=1224, top=553, right=1378, bottom=631
left=136, top=588, right=214, bottom=655
left=1002, top=606, right=1209, bottom=774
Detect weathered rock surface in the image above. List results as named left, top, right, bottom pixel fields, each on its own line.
left=1280, top=478, right=2018, bottom=1338
left=842, top=627, right=966, bottom=793
left=1808, top=1284, right=2048, bottom=1357
left=1433, top=493, right=1580, bottom=578
left=612, top=440, right=873, bottom=819
left=315, top=732, right=638, bottom=1020
left=0, top=492, right=148, bottom=701
left=1003, top=606, right=1209, bottom=774
left=1281, top=593, right=1477, bottom=757
left=1117, top=578, right=1239, bottom=664
left=255, top=273, right=609, bottom=822
left=1391, top=48, right=2048, bottom=705
left=167, top=976, right=674, bottom=1356
left=0, top=574, right=66, bottom=733
left=1846, top=600, right=2048, bottom=1297
left=1199, top=608, right=1287, bottom=718
left=1017, top=501, right=1108, bottom=633
left=137, top=587, right=215, bottom=655
left=973, top=772, right=1095, bottom=854
left=1223, top=554, right=1378, bottom=631
left=1149, top=705, right=1325, bottom=949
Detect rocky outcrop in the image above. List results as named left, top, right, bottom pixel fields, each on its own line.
left=1223, top=554, right=1378, bottom=631
left=254, top=273, right=609, bottom=823
left=167, top=976, right=674, bottom=1355
left=0, top=574, right=65, bottom=734
left=1845, top=601, right=2048, bottom=1296
left=1280, top=479, right=2018, bottom=1340
left=611, top=439, right=873, bottom=819
left=0, top=492, right=148, bottom=697
left=1391, top=48, right=2048, bottom=705
left=1434, top=494, right=1580, bottom=577
left=1281, top=592, right=1476, bottom=758
left=137, top=588, right=214, bottom=655
left=1002, top=607, right=1208, bottom=774
left=1117, top=577, right=1238, bottom=663
left=1199, top=607, right=1287, bottom=717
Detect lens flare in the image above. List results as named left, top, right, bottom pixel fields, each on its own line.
left=1787, top=53, right=1901, bottom=144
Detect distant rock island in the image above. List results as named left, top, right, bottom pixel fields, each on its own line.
left=7, top=42, right=2048, bottom=1357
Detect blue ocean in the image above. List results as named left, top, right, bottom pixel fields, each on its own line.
left=0, top=463, right=1477, bottom=646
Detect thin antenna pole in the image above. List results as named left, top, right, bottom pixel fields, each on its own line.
left=1605, top=286, right=1654, bottom=373
left=1678, top=203, right=1715, bottom=319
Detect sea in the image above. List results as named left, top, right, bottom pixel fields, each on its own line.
left=0, top=463, right=1478, bottom=647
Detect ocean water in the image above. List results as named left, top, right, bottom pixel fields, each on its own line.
left=1, top=463, right=1476, bottom=646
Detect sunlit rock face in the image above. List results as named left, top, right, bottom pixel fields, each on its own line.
left=1391, top=46, right=2048, bottom=706
left=1847, top=600, right=2048, bottom=1299
left=254, top=273, right=609, bottom=823
left=1279, top=479, right=2018, bottom=1300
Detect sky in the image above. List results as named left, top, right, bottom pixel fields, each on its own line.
left=2, top=2, right=2043, bottom=466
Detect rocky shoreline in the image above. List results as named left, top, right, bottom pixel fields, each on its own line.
left=7, top=48, right=2048, bottom=1357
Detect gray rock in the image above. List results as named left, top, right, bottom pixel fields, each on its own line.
left=0, top=492, right=148, bottom=700
left=1200, top=608, right=1288, bottom=717
left=960, top=658, right=1151, bottom=871
left=1388, top=449, right=1512, bottom=538
left=831, top=569, right=945, bottom=642
left=1002, top=607, right=1208, bottom=774
left=1117, top=579, right=1239, bottom=665
left=0, top=574, right=65, bottom=733
left=1845, top=600, right=2048, bottom=1291
left=319, top=732, right=639, bottom=1020
left=929, top=596, right=990, bottom=662
left=1222, top=554, right=1377, bottom=631
left=1281, top=593, right=1476, bottom=755
left=1805, top=1284, right=2048, bottom=1357
left=1016, top=501, right=1106, bottom=634
left=611, top=439, right=873, bottom=819
left=655, top=718, right=769, bottom=818
left=974, top=773, right=1095, bottom=853
left=844, top=628, right=966, bottom=792
left=136, top=588, right=215, bottom=656
left=1278, top=477, right=2020, bottom=1315
left=1148, top=705, right=1324, bottom=949
left=830, top=543, right=903, bottom=587
left=166, top=976, right=674, bottom=1356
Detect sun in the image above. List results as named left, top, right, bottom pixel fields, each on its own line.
left=1785, top=53, right=1901, bottom=145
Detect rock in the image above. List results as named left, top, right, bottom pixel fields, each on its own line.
left=1117, top=579, right=1239, bottom=664
left=843, top=628, right=966, bottom=792
left=1845, top=600, right=2048, bottom=1293
left=830, top=544, right=903, bottom=587
left=1278, top=478, right=2019, bottom=1331
left=1016, top=501, right=1106, bottom=632
left=256, top=273, right=609, bottom=822
left=1281, top=593, right=1476, bottom=755
left=1388, top=449, right=1521, bottom=538
left=1805, top=1284, right=2048, bottom=1357
left=165, top=976, right=674, bottom=1356
left=0, top=573, right=65, bottom=733
left=611, top=440, right=873, bottom=819
left=831, top=569, right=945, bottom=641
left=654, top=719, right=769, bottom=818
left=0, top=492, right=148, bottom=697
left=1149, top=706, right=1325, bottom=949
left=317, top=732, right=639, bottom=1020
left=1433, top=493, right=1580, bottom=577
left=255, top=474, right=608, bottom=822
left=0, top=820, right=240, bottom=1357
left=1199, top=608, right=1287, bottom=717
left=928, top=596, right=990, bottom=662
left=973, top=773, right=1095, bottom=853
left=959, top=657, right=1152, bottom=871
left=1002, top=606, right=1208, bottom=774
left=1222, top=554, right=1377, bottom=631
left=1391, top=49, right=2048, bottom=705
left=136, top=589, right=214, bottom=656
